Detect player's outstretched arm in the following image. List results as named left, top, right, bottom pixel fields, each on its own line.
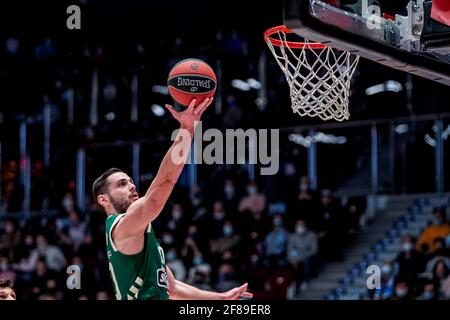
left=117, top=98, right=213, bottom=237
left=166, top=267, right=253, bottom=300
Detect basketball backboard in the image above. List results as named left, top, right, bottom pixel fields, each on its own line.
left=283, top=0, right=450, bottom=86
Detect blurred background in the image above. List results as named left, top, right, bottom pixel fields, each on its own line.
left=0, top=0, right=449, bottom=300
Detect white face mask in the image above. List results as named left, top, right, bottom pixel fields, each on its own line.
left=62, top=195, right=74, bottom=211
left=162, top=235, right=174, bottom=245
left=296, top=226, right=306, bottom=235
left=224, top=186, right=234, bottom=197
left=299, top=183, right=309, bottom=193
left=223, top=226, right=234, bottom=237
left=395, top=288, right=408, bottom=298
left=402, top=243, right=413, bottom=252
left=213, top=211, right=225, bottom=221
left=381, top=265, right=392, bottom=274
left=247, top=186, right=257, bottom=195
left=172, top=210, right=182, bottom=221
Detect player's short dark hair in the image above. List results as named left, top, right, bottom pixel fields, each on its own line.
left=92, top=168, right=123, bottom=200
left=0, top=279, right=13, bottom=289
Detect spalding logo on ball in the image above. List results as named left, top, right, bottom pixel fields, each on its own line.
left=167, top=58, right=217, bottom=106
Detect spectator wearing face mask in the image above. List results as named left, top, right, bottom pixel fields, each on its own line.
left=418, top=281, right=436, bottom=300
left=264, top=215, right=288, bottom=271
left=166, top=247, right=187, bottom=282
left=210, top=221, right=240, bottom=258
left=222, top=179, right=238, bottom=214
left=164, top=203, right=188, bottom=248
left=391, top=281, right=411, bottom=300
left=215, top=263, right=240, bottom=293
left=238, top=181, right=266, bottom=217
left=416, top=207, right=450, bottom=254
left=372, top=260, right=396, bottom=300
left=287, top=220, right=318, bottom=293
left=181, top=225, right=203, bottom=264
left=395, top=235, right=426, bottom=289
left=186, top=251, right=211, bottom=285
left=168, top=204, right=185, bottom=229
left=35, top=234, right=67, bottom=272
left=200, top=201, right=229, bottom=240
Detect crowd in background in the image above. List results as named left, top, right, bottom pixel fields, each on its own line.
left=371, top=207, right=450, bottom=300
left=0, top=171, right=366, bottom=299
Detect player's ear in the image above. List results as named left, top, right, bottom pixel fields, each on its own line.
left=97, top=194, right=110, bottom=207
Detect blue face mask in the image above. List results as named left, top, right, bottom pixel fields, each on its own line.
left=433, top=217, right=443, bottom=225
left=421, top=291, right=434, bottom=300
left=193, top=257, right=203, bottom=266
left=223, top=226, right=234, bottom=237
left=273, top=218, right=282, bottom=227
left=166, top=252, right=177, bottom=261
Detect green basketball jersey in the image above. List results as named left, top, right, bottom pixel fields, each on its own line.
left=105, top=214, right=169, bottom=300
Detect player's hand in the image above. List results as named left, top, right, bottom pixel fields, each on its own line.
left=220, top=283, right=253, bottom=300
left=165, top=97, right=214, bottom=132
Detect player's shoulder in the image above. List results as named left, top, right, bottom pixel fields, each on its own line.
left=106, top=213, right=125, bottom=228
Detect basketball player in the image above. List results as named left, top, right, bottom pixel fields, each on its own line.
left=93, top=98, right=252, bottom=300
left=0, top=279, right=16, bottom=300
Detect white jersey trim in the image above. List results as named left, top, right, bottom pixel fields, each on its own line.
left=109, top=213, right=125, bottom=252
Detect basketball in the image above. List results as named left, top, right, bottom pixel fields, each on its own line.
left=167, top=58, right=217, bottom=106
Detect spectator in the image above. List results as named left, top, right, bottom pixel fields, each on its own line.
left=210, top=221, right=241, bottom=257
left=222, top=179, right=238, bottom=213
left=164, top=203, right=188, bottom=248
left=418, top=281, right=437, bottom=300
left=287, top=220, right=318, bottom=293
left=67, top=211, right=88, bottom=251
left=0, top=219, right=22, bottom=261
left=316, top=189, right=345, bottom=262
left=264, top=215, right=288, bottom=270
left=215, top=263, right=240, bottom=293
left=13, top=236, right=39, bottom=277
left=30, top=259, right=57, bottom=298
left=372, top=260, right=396, bottom=300
left=416, top=207, right=450, bottom=254
left=432, top=259, right=450, bottom=299
left=186, top=251, right=211, bottom=285
left=394, top=235, right=426, bottom=288
left=391, top=281, right=411, bottom=300
left=0, top=256, right=16, bottom=283
left=166, top=247, right=187, bottom=282
left=181, top=225, right=202, bottom=263
left=201, top=201, right=229, bottom=240
left=238, top=181, right=266, bottom=217
left=96, top=291, right=110, bottom=300
left=35, top=234, right=67, bottom=272
left=0, top=279, right=16, bottom=300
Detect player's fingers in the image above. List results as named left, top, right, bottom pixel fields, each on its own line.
left=239, top=292, right=253, bottom=299
left=187, top=99, right=197, bottom=112
left=198, top=97, right=213, bottom=115
left=193, top=97, right=210, bottom=115
left=164, top=104, right=178, bottom=118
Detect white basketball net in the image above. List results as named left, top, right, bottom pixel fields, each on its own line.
left=265, top=28, right=360, bottom=121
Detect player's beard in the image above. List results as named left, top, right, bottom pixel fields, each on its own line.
left=109, top=194, right=131, bottom=214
